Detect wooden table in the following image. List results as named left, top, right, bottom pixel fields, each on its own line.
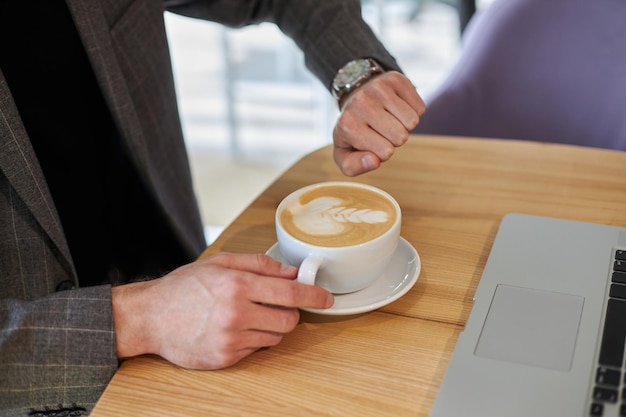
left=92, top=135, right=626, bottom=416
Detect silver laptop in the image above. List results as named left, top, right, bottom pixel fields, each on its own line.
left=430, top=213, right=626, bottom=417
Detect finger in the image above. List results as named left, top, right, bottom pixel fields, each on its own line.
left=209, top=298, right=300, bottom=343
left=402, top=88, right=426, bottom=118
left=334, top=109, right=396, bottom=159
left=192, top=344, right=268, bottom=370
left=247, top=304, right=302, bottom=334
left=367, top=109, right=411, bottom=148
left=361, top=72, right=424, bottom=132
left=228, top=330, right=285, bottom=364
left=381, top=94, right=423, bottom=133
left=242, top=329, right=285, bottom=350
left=367, top=74, right=424, bottom=133
left=248, top=276, right=334, bottom=310
left=333, top=147, right=381, bottom=177
left=333, top=119, right=396, bottom=178
left=388, top=72, right=426, bottom=117
left=335, top=84, right=415, bottom=152
left=204, top=252, right=297, bottom=279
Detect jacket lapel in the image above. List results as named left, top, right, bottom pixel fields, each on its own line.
left=64, top=0, right=150, bottom=173
left=64, top=0, right=207, bottom=257
left=0, top=72, right=75, bottom=274
left=0, top=0, right=143, bottom=281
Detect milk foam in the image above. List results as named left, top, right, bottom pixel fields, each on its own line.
left=289, top=196, right=389, bottom=236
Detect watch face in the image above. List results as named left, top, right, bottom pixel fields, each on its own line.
left=335, top=59, right=369, bottom=86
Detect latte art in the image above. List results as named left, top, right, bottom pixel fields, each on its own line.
left=279, top=184, right=397, bottom=247
left=290, top=196, right=389, bottom=235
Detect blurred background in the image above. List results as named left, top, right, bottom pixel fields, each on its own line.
left=164, top=0, right=490, bottom=243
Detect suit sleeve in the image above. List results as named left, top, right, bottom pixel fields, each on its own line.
left=0, top=285, right=118, bottom=417
left=164, top=0, right=403, bottom=89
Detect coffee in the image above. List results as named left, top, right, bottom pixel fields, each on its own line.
left=276, top=182, right=402, bottom=294
left=278, top=184, right=397, bottom=247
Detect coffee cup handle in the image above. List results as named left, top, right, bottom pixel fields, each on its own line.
left=297, top=256, right=324, bottom=286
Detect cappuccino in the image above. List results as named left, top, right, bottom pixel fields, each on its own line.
left=279, top=183, right=397, bottom=247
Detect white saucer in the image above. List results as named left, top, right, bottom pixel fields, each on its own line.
left=265, top=237, right=420, bottom=315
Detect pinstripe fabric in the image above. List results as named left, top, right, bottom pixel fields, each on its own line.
left=0, top=84, right=119, bottom=414
left=0, top=0, right=399, bottom=415
left=0, top=0, right=205, bottom=414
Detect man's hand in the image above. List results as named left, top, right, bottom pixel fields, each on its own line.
left=112, top=253, right=334, bottom=370
left=333, top=71, right=426, bottom=176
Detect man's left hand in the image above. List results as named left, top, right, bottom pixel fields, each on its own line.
left=332, top=71, right=426, bottom=176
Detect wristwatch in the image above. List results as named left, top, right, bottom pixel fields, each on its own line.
left=331, top=58, right=384, bottom=106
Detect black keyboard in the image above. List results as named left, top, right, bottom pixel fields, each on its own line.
left=590, top=249, right=626, bottom=416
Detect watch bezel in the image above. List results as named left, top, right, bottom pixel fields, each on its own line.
left=331, top=58, right=384, bottom=103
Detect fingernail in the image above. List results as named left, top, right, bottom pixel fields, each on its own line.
left=325, top=293, right=335, bottom=308
left=361, top=154, right=376, bottom=171
left=281, top=263, right=298, bottom=275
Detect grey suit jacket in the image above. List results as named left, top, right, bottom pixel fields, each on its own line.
left=0, top=0, right=400, bottom=415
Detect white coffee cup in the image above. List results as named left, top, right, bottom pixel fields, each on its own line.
left=275, top=181, right=401, bottom=294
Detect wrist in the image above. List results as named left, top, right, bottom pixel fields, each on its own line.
left=111, top=281, right=155, bottom=359
left=331, top=58, right=384, bottom=109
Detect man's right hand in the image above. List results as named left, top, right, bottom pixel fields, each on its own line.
left=111, top=252, right=334, bottom=369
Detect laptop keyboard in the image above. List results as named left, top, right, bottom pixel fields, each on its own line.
left=590, top=249, right=626, bottom=416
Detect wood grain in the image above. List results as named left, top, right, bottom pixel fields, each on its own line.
left=92, top=135, right=626, bottom=416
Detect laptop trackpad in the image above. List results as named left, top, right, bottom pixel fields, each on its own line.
left=474, top=284, right=584, bottom=371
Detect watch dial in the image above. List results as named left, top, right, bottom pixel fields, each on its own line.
left=336, top=60, right=368, bottom=85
